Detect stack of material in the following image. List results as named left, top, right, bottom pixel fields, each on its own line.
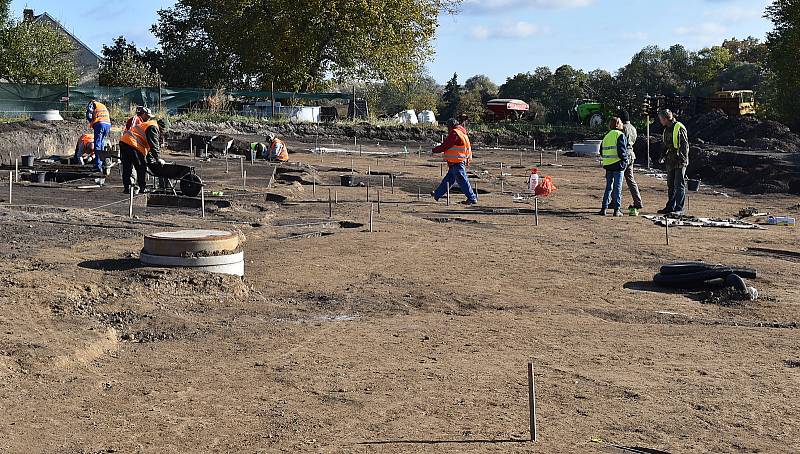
left=654, top=262, right=758, bottom=300
left=139, top=230, right=244, bottom=276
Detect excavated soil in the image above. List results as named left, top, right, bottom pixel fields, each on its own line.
left=0, top=138, right=799, bottom=453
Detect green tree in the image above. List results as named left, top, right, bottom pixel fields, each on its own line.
left=722, top=37, right=769, bottom=66
left=99, top=37, right=160, bottom=87
left=439, top=73, right=461, bottom=121
left=549, top=65, right=588, bottom=122
left=0, top=0, right=10, bottom=26
left=766, top=0, right=800, bottom=130
left=455, top=87, right=485, bottom=123
left=373, top=73, right=441, bottom=116
left=0, top=18, right=76, bottom=84
left=464, top=74, right=498, bottom=103
left=689, top=46, right=733, bottom=95
left=154, top=0, right=457, bottom=91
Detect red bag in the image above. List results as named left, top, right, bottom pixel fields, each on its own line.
left=534, top=175, right=557, bottom=197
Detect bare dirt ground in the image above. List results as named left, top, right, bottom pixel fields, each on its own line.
left=0, top=138, right=798, bottom=453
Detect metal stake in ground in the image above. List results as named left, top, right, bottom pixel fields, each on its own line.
left=240, top=157, right=245, bottom=179
left=128, top=187, right=134, bottom=218
left=534, top=197, right=539, bottom=226
left=440, top=163, right=444, bottom=177
left=528, top=363, right=537, bottom=443
left=201, top=188, right=206, bottom=218
left=243, top=170, right=248, bottom=190
left=417, top=186, right=421, bottom=201
left=446, top=184, right=450, bottom=206
left=190, top=138, right=193, bottom=159
left=328, top=189, right=333, bottom=218
left=377, top=190, right=381, bottom=214
left=540, top=150, right=544, bottom=166
left=8, top=171, right=12, bottom=205
left=391, top=175, right=395, bottom=194
left=665, top=218, right=670, bottom=245
left=382, top=175, right=385, bottom=189
left=366, top=178, right=370, bottom=202
left=14, top=158, right=18, bottom=183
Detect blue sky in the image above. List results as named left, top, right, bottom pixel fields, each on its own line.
left=11, top=0, right=774, bottom=85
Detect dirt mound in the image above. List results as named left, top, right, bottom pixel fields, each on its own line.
left=0, top=119, right=94, bottom=164
left=169, top=119, right=584, bottom=149
left=686, top=110, right=800, bottom=153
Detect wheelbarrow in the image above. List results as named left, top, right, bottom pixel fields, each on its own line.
left=148, top=163, right=203, bottom=197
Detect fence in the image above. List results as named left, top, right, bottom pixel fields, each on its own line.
left=0, top=83, right=354, bottom=117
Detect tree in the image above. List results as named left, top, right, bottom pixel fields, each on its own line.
left=0, top=18, right=76, bottom=84
left=373, top=73, right=441, bottom=116
left=150, top=4, right=238, bottom=88
left=456, top=88, right=486, bottom=123
left=439, top=73, right=461, bottom=121
left=549, top=65, right=588, bottom=122
left=99, top=37, right=160, bottom=87
left=0, top=0, right=10, bottom=26
left=689, top=46, right=733, bottom=95
left=154, top=0, right=457, bottom=91
left=766, top=0, right=800, bottom=131
left=722, top=37, right=769, bottom=66
left=464, top=74, right=498, bottom=103
left=498, top=67, right=552, bottom=108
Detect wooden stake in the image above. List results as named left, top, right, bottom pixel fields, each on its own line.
left=366, top=178, right=370, bottom=202
left=377, top=190, right=381, bottom=214
left=243, top=170, right=247, bottom=190
left=540, top=151, right=543, bottom=166
left=201, top=189, right=206, bottom=218
left=528, top=363, right=537, bottom=443
left=8, top=171, right=12, bottom=205
left=14, top=159, right=18, bottom=183
left=240, top=156, right=244, bottom=178
left=417, top=186, right=421, bottom=201
left=190, top=137, right=193, bottom=158
left=391, top=175, right=395, bottom=194
left=382, top=175, right=385, bottom=189
left=440, top=163, right=444, bottom=176
left=328, top=189, right=333, bottom=218
left=369, top=203, right=374, bottom=232
left=205, top=143, right=208, bottom=159
left=351, top=158, right=355, bottom=174
left=312, top=171, right=316, bottom=196
left=446, top=184, right=450, bottom=206
left=535, top=197, right=539, bottom=226
left=128, top=187, right=134, bottom=218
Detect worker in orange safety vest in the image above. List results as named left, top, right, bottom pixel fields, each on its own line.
left=74, top=132, right=95, bottom=165
left=86, top=100, right=112, bottom=173
left=431, top=118, right=477, bottom=205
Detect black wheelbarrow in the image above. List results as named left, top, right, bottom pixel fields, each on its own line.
left=148, top=163, right=203, bottom=197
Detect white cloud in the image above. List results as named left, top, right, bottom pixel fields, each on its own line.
left=470, top=21, right=543, bottom=40
left=462, top=0, right=594, bottom=14
left=704, top=6, right=764, bottom=23
left=675, top=21, right=727, bottom=37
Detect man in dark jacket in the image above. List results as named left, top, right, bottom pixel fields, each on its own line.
left=657, top=109, right=689, bottom=215
left=598, top=117, right=629, bottom=217
left=619, top=110, right=643, bottom=211
left=119, top=117, right=169, bottom=194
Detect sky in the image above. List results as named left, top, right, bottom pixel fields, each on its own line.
left=11, top=0, right=775, bottom=85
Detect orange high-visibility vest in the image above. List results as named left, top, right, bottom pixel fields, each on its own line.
left=271, top=139, right=289, bottom=161
left=443, top=128, right=472, bottom=164
left=79, top=133, right=93, bottom=148
left=90, top=101, right=111, bottom=126
left=120, top=120, right=158, bottom=157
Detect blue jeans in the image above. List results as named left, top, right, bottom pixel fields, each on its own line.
left=92, top=122, right=111, bottom=171
left=665, top=166, right=687, bottom=213
left=434, top=162, right=476, bottom=202
left=602, top=170, right=623, bottom=210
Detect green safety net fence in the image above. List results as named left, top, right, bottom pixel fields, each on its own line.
left=0, top=83, right=353, bottom=115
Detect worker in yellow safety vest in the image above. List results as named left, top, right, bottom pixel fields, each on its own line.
left=119, top=116, right=170, bottom=194
left=657, top=109, right=689, bottom=216
left=598, top=117, right=629, bottom=217
left=86, top=100, right=112, bottom=173
left=265, top=133, right=289, bottom=162
left=431, top=118, right=477, bottom=205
